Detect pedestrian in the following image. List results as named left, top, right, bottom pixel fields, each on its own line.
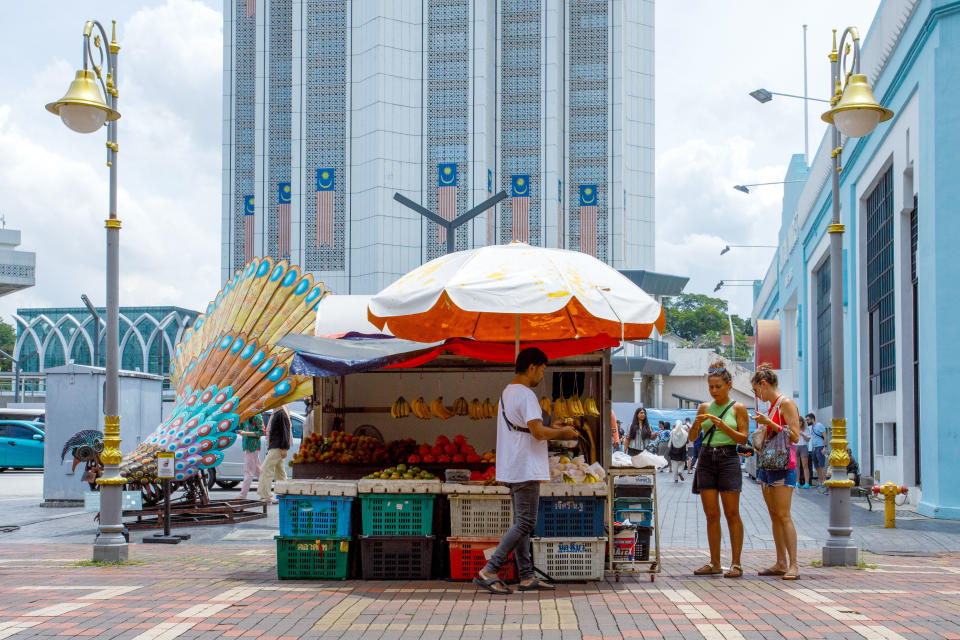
left=655, top=422, right=671, bottom=472
left=610, top=407, right=621, bottom=453
left=616, top=421, right=625, bottom=452
left=751, top=364, right=801, bottom=580
left=795, top=413, right=812, bottom=489
left=302, top=396, right=317, bottom=439
left=625, top=407, right=651, bottom=455
left=235, top=413, right=264, bottom=500
left=669, top=419, right=688, bottom=482
left=808, top=413, right=829, bottom=486
left=688, top=360, right=750, bottom=578
left=474, top=348, right=579, bottom=595
left=257, top=405, right=292, bottom=504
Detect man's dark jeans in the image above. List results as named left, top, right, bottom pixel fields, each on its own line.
left=483, top=480, right=540, bottom=581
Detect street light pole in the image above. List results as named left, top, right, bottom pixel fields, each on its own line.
left=81, top=294, right=102, bottom=368
left=819, top=27, right=893, bottom=566
left=394, top=190, right=508, bottom=254
left=46, top=19, right=127, bottom=563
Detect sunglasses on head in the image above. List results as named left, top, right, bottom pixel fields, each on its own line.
left=708, top=366, right=727, bottom=374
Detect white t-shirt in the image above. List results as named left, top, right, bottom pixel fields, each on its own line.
left=495, top=383, right=549, bottom=483
left=798, top=423, right=813, bottom=451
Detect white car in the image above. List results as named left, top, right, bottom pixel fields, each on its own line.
left=208, top=412, right=305, bottom=489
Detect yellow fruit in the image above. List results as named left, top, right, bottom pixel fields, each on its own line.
left=559, top=456, right=571, bottom=464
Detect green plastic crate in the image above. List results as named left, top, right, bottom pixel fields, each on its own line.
left=360, top=493, right=435, bottom=535
left=275, top=536, right=351, bottom=580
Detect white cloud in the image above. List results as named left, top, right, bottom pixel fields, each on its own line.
left=0, top=0, right=222, bottom=324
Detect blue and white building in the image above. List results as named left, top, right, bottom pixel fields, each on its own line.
left=221, top=0, right=656, bottom=293
left=753, top=0, right=960, bottom=517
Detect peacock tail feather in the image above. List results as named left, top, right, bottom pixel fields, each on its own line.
left=119, top=258, right=328, bottom=483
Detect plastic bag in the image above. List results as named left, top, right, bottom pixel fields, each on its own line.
left=587, top=462, right=606, bottom=482
left=632, top=450, right=667, bottom=469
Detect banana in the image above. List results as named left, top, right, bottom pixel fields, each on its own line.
left=553, top=398, right=566, bottom=419
left=454, top=397, right=469, bottom=416
left=586, top=397, right=601, bottom=417
left=539, top=396, right=552, bottom=413
left=412, top=397, right=430, bottom=419
left=401, top=397, right=410, bottom=417
left=470, top=398, right=482, bottom=420
left=483, top=398, right=495, bottom=419
left=430, top=397, right=453, bottom=419
left=391, top=398, right=399, bottom=419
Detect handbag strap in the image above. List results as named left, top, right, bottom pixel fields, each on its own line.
left=703, top=401, right=735, bottom=447
left=500, top=394, right=530, bottom=434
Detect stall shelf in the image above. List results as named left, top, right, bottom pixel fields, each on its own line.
left=606, top=467, right=661, bottom=582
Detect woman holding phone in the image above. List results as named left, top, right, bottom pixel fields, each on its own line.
left=751, top=364, right=802, bottom=580
left=687, top=361, right=750, bottom=578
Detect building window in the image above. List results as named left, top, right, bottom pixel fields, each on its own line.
left=815, top=256, right=831, bottom=408
left=867, top=166, right=895, bottom=394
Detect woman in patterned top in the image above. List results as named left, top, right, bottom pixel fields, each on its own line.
left=236, top=413, right=265, bottom=499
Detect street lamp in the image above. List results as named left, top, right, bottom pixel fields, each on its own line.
left=819, top=27, right=893, bottom=567
left=733, top=180, right=806, bottom=194
left=714, top=279, right=757, bottom=293
left=720, top=244, right=777, bottom=256
left=46, top=19, right=127, bottom=563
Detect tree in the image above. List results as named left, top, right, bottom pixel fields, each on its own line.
left=0, top=319, right=14, bottom=372
left=663, top=294, right=753, bottom=361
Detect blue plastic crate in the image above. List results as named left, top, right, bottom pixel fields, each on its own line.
left=278, top=495, right=354, bottom=537
left=615, top=508, right=652, bottom=527
left=534, top=496, right=605, bottom=537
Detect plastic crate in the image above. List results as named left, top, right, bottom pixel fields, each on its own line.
left=278, top=495, right=353, bottom=537
left=275, top=536, right=351, bottom=580
left=448, top=495, right=513, bottom=537
left=535, top=496, right=605, bottom=537
left=360, top=535, right=435, bottom=579
left=360, top=494, right=435, bottom=535
left=615, top=508, right=652, bottom=527
left=447, top=537, right=517, bottom=582
left=445, top=469, right=471, bottom=483
left=531, top=537, right=606, bottom=581
left=613, top=484, right=653, bottom=499
left=635, top=539, right=651, bottom=562
left=614, top=497, right=653, bottom=511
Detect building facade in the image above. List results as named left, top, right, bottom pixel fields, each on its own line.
left=753, top=0, right=960, bottom=517
left=222, top=0, right=656, bottom=293
left=0, top=229, right=36, bottom=298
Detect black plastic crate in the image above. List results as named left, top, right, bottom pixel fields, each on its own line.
left=360, top=535, right=435, bottom=580
left=635, top=525, right=652, bottom=561
left=613, top=485, right=653, bottom=499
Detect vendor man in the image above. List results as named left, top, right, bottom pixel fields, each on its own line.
left=474, top=347, right=579, bottom=595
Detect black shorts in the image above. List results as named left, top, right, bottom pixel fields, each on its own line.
left=694, top=446, right=742, bottom=493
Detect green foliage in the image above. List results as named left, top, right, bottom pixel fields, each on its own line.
left=663, top=294, right=753, bottom=361
left=0, top=320, right=14, bottom=372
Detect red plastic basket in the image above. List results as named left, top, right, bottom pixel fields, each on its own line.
left=447, top=537, right=517, bottom=582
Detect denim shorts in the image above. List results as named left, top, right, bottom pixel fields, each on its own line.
left=758, top=467, right=798, bottom=487
left=812, top=447, right=827, bottom=468
left=694, top=446, right=742, bottom=493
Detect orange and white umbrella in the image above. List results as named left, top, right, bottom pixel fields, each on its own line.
left=367, top=242, right=665, bottom=344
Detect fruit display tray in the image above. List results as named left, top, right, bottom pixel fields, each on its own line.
left=357, top=479, right=442, bottom=494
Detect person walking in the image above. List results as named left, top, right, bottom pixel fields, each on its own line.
left=669, top=420, right=688, bottom=482
left=688, top=361, right=750, bottom=578
left=257, top=405, right=292, bottom=504
left=625, top=407, right=652, bottom=455
left=655, top=422, right=672, bottom=472
left=795, top=414, right=812, bottom=489
left=474, top=348, right=579, bottom=595
left=235, top=413, right=264, bottom=499
left=808, top=413, right=829, bottom=486
left=752, top=365, right=802, bottom=580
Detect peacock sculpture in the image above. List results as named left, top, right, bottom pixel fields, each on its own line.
left=111, top=258, right=326, bottom=489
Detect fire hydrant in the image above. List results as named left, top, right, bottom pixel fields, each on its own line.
left=872, top=482, right=908, bottom=528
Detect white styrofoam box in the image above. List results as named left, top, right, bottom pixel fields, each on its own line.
left=539, top=483, right=607, bottom=497
left=441, top=483, right=510, bottom=495
left=357, top=479, right=442, bottom=494
left=276, top=480, right=358, bottom=497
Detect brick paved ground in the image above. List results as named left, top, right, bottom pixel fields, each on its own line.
left=2, top=543, right=960, bottom=640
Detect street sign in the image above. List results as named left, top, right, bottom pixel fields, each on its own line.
left=156, top=452, right=175, bottom=479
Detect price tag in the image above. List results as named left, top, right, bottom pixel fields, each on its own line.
left=156, top=452, right=175, bottom=479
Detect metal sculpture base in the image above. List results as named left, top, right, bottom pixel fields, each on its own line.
left=822, top=484, right=858, bottom=566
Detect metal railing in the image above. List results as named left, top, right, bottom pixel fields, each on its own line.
left=624, top=339, right=670, bottom=361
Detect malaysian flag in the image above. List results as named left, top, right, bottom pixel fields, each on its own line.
left=437, top=163, right=457, bottom=245
left=278, top=182, right=291, bottom=257
left=243, top=195, right=255, bottom=262
left=579, top=185, right=597, bottom=257
left=487, top=169, right=495, bottom=245
left=316, top=168, right=334, bottom=248
left=246, top=0, right=255, bottom=18
left=511, top=174, right=530, bottom=243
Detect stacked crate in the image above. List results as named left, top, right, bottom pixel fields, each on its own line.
left=443, top=483, right=517, bottom=581
left=531, top=484, right=607, bottom=581
left=357, top=478, right=440, bottom=579
left=613, top=476, right=654, bottom=561
left=274, top=480, right=357, bottom=580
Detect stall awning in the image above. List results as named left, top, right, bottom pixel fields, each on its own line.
left=280, top=333, right=619, bottom=377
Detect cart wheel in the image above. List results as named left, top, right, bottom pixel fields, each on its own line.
left=614, top=572, right=620, bottom=582
left=650, top=574, right=655, bottom=582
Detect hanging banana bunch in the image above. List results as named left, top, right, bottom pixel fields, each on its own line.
left=583, top=396, right=601, bottom=417
left=391, top=396, right=410, bottom=418
left=429, top=397, right=453, bottom=419
left=411, top=397, right=431, bottom=419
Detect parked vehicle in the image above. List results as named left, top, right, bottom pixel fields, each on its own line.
left=209, top=411, right=304, bottom=489
left=0, top=420, right=45, bottom=470
left=0, top=408, right=45, bottom=424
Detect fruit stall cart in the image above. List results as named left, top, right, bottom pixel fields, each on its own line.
left=606, top=467, right=661, bottom=582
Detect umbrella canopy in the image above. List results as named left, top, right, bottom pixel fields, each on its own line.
left=368, top=242, right=665, bottom=343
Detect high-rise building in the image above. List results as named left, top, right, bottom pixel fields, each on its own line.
left=222, top=0, right=655, bottom=293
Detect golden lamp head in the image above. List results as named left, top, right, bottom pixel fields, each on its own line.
left=45, top=69, right=120, bottom=134
left=821, top=73, right=893, bottom=138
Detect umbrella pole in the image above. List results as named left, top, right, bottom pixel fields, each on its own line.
left=515, top=314, right=520, bottom=359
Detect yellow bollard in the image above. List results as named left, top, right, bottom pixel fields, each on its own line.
left=872, top=481, right=908, bottom=528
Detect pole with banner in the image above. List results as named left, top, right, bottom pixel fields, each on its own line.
left=143, top=452, right=190, bottom=544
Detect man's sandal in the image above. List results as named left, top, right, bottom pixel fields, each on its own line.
left=758, top=567, right=787, bottom=576
left=782, top=568, right=799, bottom=581
left=473, top=575, right=512, bottom=594
left=723, top=564, right=743, bottom=578
left=517, top=578, right=556, bottom=591
left=693, top=564, right=723, bottom=576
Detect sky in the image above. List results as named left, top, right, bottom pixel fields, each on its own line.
left=0, top=0, right=881, bottom=327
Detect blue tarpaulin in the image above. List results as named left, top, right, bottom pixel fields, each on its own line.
left=278, top=334, right=443, bottom=377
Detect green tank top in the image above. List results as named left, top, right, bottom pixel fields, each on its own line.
left=701, top=400, right=738, bottom=447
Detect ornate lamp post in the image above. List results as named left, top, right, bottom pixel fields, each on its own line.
left=45, top=20, right=127, bottom=562
left=819, top=27, right=893, bottom=566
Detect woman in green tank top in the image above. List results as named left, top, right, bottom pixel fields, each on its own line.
left=687, top=360, right=750, bottom=578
